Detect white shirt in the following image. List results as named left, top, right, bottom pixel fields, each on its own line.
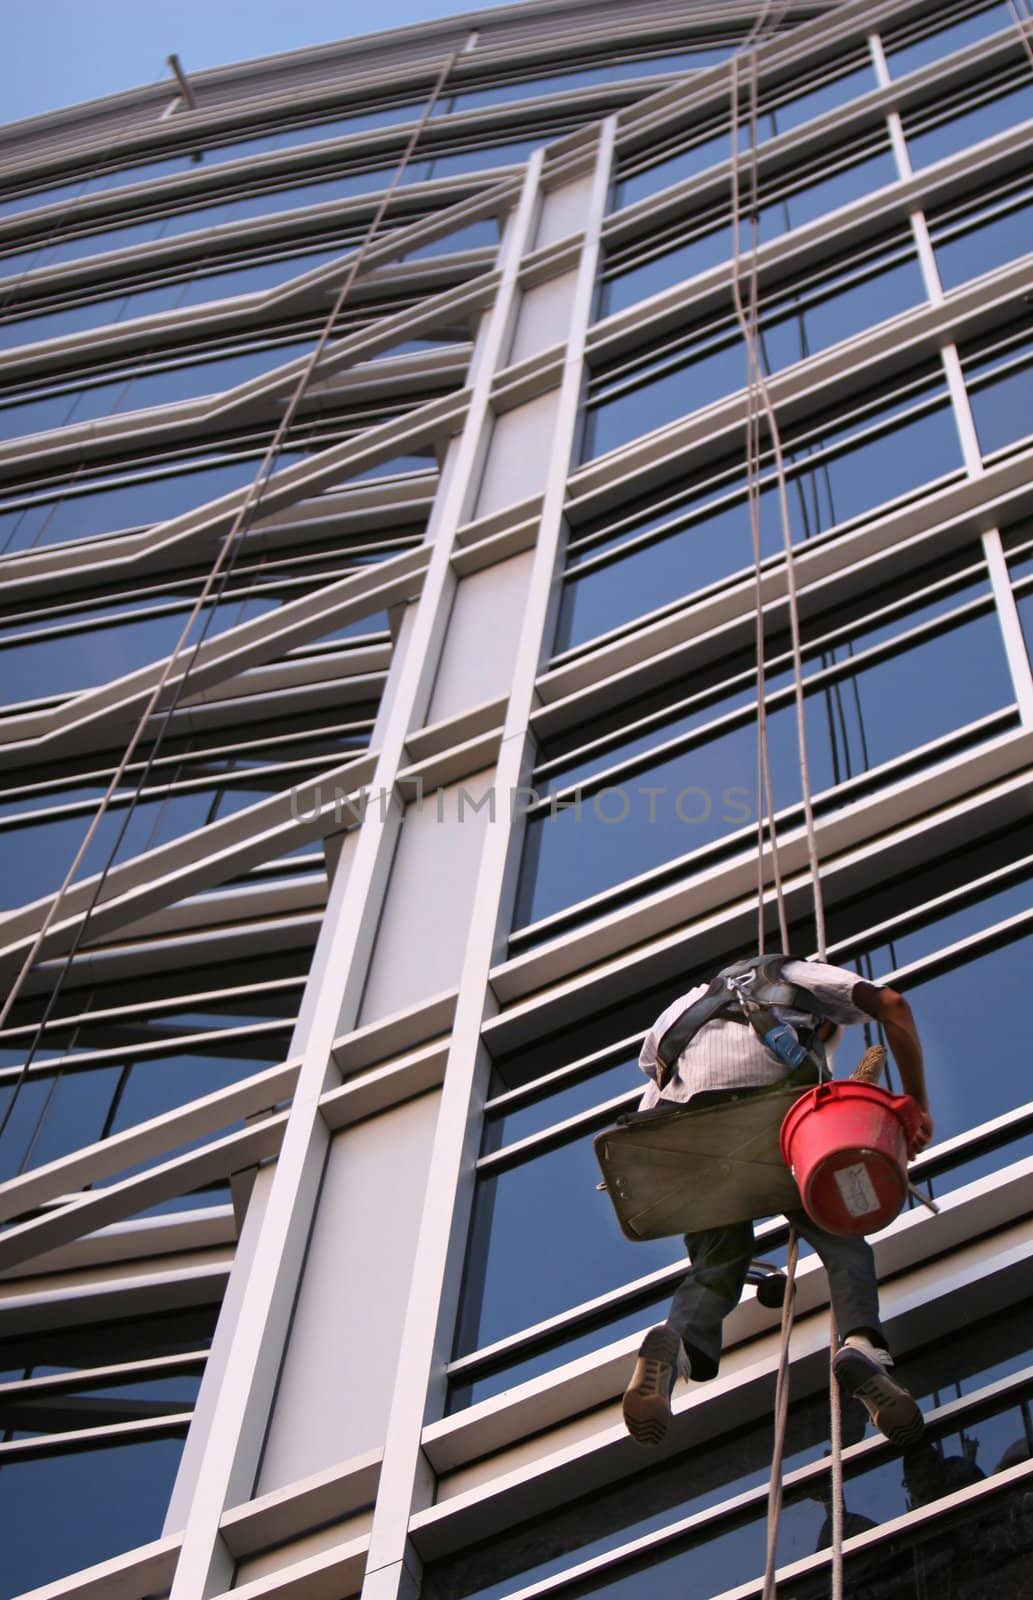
left=638, top=959, right=879, bottom=1110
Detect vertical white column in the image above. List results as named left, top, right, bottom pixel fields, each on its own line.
left=165, top=156, right=544, bottom=1600
left=360, top=118, right=617, bottom=1600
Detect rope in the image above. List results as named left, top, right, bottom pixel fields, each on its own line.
left=0, top=46, right=461, bottom=1148
left=828, top=1310, right=845, bottom=1600
left=762, top=1228, right=798, bottom=1597
left=732, top=50, right=789, bottom=956
left=1007, top=0, right=1033, bottom=72
left=727, top=17, right=840, bottom=1595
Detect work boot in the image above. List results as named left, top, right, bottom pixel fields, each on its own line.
left=833, top=1339, right=925, bottom=1450
left=622, top=1325, right=681, bottom=1446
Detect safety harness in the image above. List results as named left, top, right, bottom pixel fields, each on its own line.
left=655, top=953, right=832, bottom=1092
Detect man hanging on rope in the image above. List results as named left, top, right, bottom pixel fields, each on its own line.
left=621, top=954, right=932, bottom=1449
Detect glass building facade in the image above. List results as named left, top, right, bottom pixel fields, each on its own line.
left=0, top=0, right=1031, bottom=1596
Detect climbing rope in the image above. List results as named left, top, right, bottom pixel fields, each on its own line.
left=1007, top=0, right=1033, bottom=72
left=0, top=46, right=462, bottom=1146
left=732, top=45, right=789, bottom=958
left=762, top=1228, right=799, bottom=1590
left=727, top=21, right=841, bottom=1595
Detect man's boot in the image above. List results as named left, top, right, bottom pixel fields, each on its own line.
left=833, top=1336, right=925, bottom=1449
left=622, top=1325, right=681, bottom=1446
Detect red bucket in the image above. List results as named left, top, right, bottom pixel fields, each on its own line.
left=780, top=1081, right=923, bottom=1236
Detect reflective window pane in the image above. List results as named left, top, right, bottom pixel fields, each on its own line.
left=965, top=339, right=1033, bottom=457
left=906, top=79, right=1033, bottom=169
left=885, top=2, right=1014, bottom=79
left=561, top=394, right=961, bottom=653
left=0, top=450, right=302, bottom=557
left=0, top=593, right=282, bottom=704
left=522, top=606, right=1008, bottom=925
left=0, top=338, right=313, bottom=443
left=403, top=217, right=499, bottom=259
left=440, top=1294, right=1032, bottom=1593
left=438, top=46, right=733, bottom=118
left=602, top=146, right=896, bottom=317
left=2, top=175, right=379, bottom=280
left=931, top=187, right=1033, bottom=290
left=0, top=246, right=341, bottom=352
left=620, top=55, right=881, bottom=220
left=0, top=1435, right=185, bottom=1599
left=584, top=250, right=924, bottom=460
left=0, top=766, right=298, bottom=912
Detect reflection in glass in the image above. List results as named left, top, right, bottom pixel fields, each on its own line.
left=602, top=146, right=896, bottom=318
left=560, top=390, right=960, bottom=654
left=436, top=1298, right=1033, bottom=1595
left=583, top=250, right=924, bottom=460
left=906, top=79, right=1033, bottom=170
left=885, top=2, right=1014, bottom=80
left=0, top=1435, right=185, bottom=1599
left=613, top=62, right=875, bottom=212
left=931, top=187, right=1033, bottom=291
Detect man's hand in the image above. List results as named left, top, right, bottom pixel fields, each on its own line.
left=853, top=982, right=932, bottom=1160
left=907, top=1107, right=934, bottom=1159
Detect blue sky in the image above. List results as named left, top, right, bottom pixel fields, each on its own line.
left=2, top=0, right=533, bottom=127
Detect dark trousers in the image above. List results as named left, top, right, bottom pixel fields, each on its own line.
left=668, top=1213, right=886, bottom=1380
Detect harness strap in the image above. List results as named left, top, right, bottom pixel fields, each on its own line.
left=655, top=954, right=829, bottom=1090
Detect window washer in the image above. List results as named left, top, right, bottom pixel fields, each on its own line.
left=622, top=954, right=933, bottom=1449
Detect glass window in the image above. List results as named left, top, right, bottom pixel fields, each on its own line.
left=884, top=2, right=1014, bottom=78
left=0, top=1434, right=185, bottom=1599
left=905, top=76, right=1033, bottom=169
left=0, top=591, right=284, bottom=705
left=0, top=762, right=303, bottom=914
left=520, top=603, right=1008, bottom=927
left=437, top=1293, right=1033, bottom=1593
left=0, top=101, right=422, bottom=222
left=560, top=380, right=961, bottom=654
left=109, top=1047, right=284, bottom=1135
left=1, top=172, right=384, bottom=281
left=0, top=924, right=294, bottom=1220
left=0, top=172, right=96, bottom=219
left=196, top=100, right=424, bottom=166
left=1009, top=538, right=1033, bottom=662
left=403, top=217, right=500, bottom=259
left=613, top=61, right=876, bottom=212
left=402, top=137, right=547, bottom=184
left=0, top=157, right=193, bottom=220
left=964, top=333, right=1033, bottom=457
left=0, top=450, right=303, bottom=558
left=583, top=246, right=924, bottom=460
left=583, top=335, right=744, bottom=459
left=0, top=1371, right=202, bottom=1436
left=0, top=246, right=342, bottom=353
left=436, top=46, right=734, bottom=119
left=172, top=245, right=343, bottom=306
left=789, top=1470, right=1033, bottom=1599
left=930, top=184, right=1033, bottom=290
left=0, top=945, right=310, bottom=1070
left=600, top=217, right=736, bottom=319
left=0, top=1040, right=287, bottom=1182
left=0, top=337, right=314, bottom=443
left=0, top=1064, right=123, bottom=1182
left=0, top=1305, right=218, bottom=1375
left=615, top=127, right=736, bottom=213
left=601, top=143, right=896, bottom=318
left=483, top=1048, right=642, bottom=1152
left=0, top=103, right=431, bottom=231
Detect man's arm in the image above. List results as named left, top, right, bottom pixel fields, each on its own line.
left=853, top=981, right=933, bottom=1155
